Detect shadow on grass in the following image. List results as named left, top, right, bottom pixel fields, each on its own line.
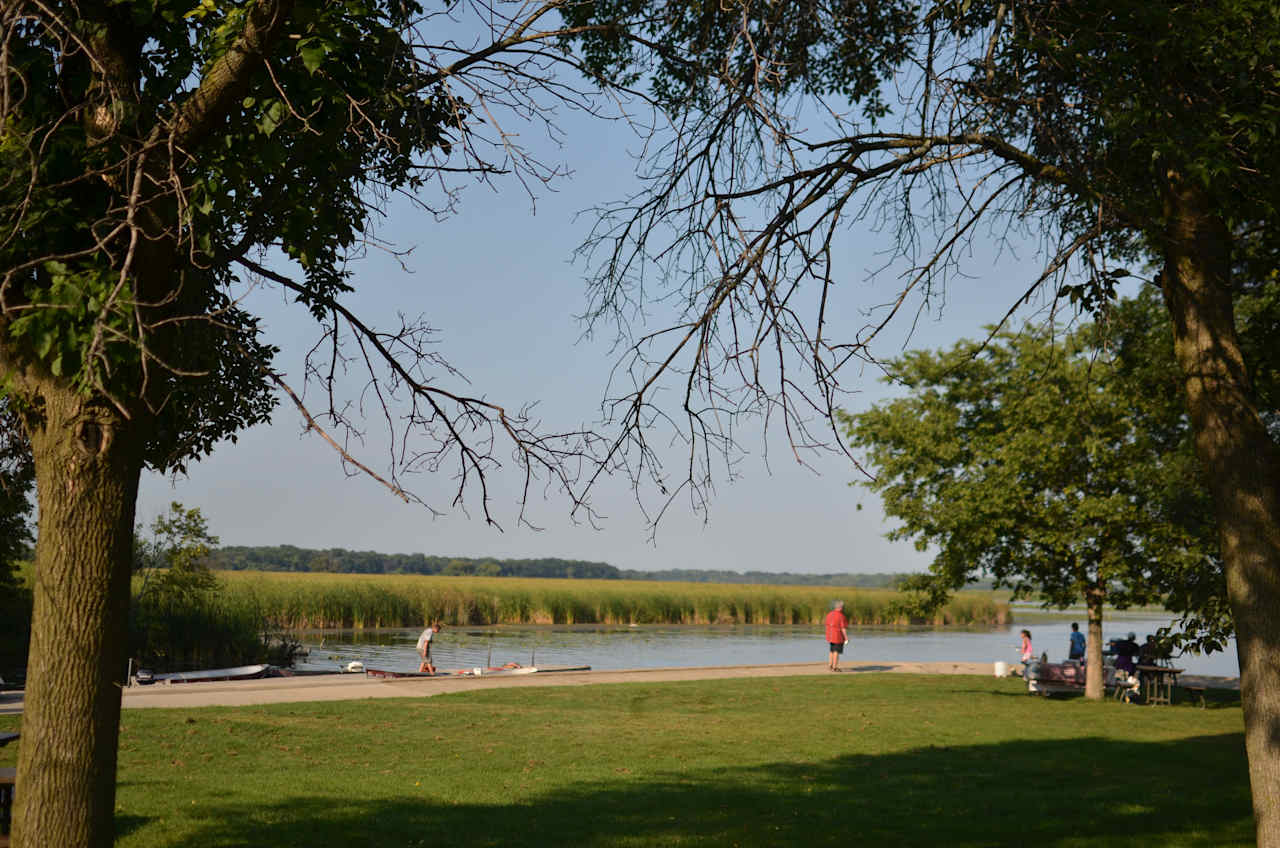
left=1199, top=687, right=1243, bottom=709
left=986, top=687, right=1242, bottom=709
left=149, top=732, right=1251, bottom=848
left=115, top=814, right=151, bottom=840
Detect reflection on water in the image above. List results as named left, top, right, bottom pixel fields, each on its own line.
left=295, top=614, right=1240, bottom=678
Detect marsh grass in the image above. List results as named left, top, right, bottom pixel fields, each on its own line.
left=211, top=571, right=1010, bottom=629
left=0, top=674, right=1247, bottom=847
left=127, top=589, right=300, bottom=672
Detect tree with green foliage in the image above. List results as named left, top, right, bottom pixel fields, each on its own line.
left=0, top=2, right=618, bottom=844
left=567, top=1, right=1280, bottom=837
left=839, top=295, right=1223, bottom=698
left=133, top=501, right=220, bottom=602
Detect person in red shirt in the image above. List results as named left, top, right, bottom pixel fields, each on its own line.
left=824, top=600, right=849, bottom=672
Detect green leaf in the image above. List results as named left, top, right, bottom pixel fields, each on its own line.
left=298, top=39, right=328, bottom=74
left=183, top=0, right=217, bottom=20
left=34, top=331, right=54, bottom=360
left=257, top=100, right=288, bottom=137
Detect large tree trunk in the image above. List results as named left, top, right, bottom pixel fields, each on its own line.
left=1084, top=585, right=1105, bottom=700
left=1160, top=173, right=1280, bottom=846
left=12, top=382, right=144, bottom=848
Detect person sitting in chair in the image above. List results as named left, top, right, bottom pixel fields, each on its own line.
left=1108, top=632, right=1139, bottom=673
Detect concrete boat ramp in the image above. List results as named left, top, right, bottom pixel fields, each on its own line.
left=0, top=661, right=996, bottom=713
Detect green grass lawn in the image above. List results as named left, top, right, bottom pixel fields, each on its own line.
left=0, top=675, right=1250, bottom=847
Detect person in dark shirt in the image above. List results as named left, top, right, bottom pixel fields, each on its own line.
left=1139, top=634, right=1169, bottom=666
left=1068, top=622, right=1086, bottom=661
left=1107, top=632, right=1139, bottom=673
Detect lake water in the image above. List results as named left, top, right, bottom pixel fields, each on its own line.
left=294, top=610, right=1241, bottom=678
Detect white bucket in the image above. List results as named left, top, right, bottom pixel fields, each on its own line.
left=994, top=661, right=1009, bottom=678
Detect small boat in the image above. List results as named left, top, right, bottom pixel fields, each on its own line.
left=522, top=665, right=591, bottom=674
left=364, top=664, right=590, bottom=679
left=135, top=664, right=274, bottom=684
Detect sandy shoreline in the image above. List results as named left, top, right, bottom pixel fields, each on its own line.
left=0, top=661, right=1239, bottom=715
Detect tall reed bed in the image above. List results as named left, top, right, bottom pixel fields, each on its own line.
left=217, top=571, right=1009, bottom=629
left=126, top=573, right=301, bottom=671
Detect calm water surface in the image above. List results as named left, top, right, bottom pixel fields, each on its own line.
left=294, top=611, right=1240, bottom=678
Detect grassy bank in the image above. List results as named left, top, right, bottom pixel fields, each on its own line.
left=0, top=674, right=1248, bottom=846
left=213, top=570, right=1010, bottom=629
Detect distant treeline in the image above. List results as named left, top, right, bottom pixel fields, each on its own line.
left=623, top=568, right=914, bottom=588
left=207, top=545, right=924, bottom=588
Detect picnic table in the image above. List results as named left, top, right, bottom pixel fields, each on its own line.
left=1135, top=664, right=1184, bottom=705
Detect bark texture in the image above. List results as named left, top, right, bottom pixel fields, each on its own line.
left=13, top=383, right=143, bottom=848
left=1085, top=587, right=1105, bottom=700
left=1160, top=174, right=1280, bottom=847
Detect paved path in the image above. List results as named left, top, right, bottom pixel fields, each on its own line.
left=0, top=661, right=995, bottom=714
left=0, top=661, right=1237, bottom=714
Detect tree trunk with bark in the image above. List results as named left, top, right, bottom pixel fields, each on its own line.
left=1084, top=585, right=1105, bottom=700
left=12, top=381, right=144, bottom=848
left=1160, top=173, right=1280, bottom=846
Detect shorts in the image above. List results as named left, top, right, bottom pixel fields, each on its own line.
left=829, top=642, right=844, bottom=654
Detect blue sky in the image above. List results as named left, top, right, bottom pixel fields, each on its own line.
left=137, top=100, right=1070, bottom=575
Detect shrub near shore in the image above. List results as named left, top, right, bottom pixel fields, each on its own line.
left=214, top=570, right=1010, bottom=629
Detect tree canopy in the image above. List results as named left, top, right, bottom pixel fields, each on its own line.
left=567, top=0, right=1280, bottom=470
left=2, top=0, right=607, bottom=509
